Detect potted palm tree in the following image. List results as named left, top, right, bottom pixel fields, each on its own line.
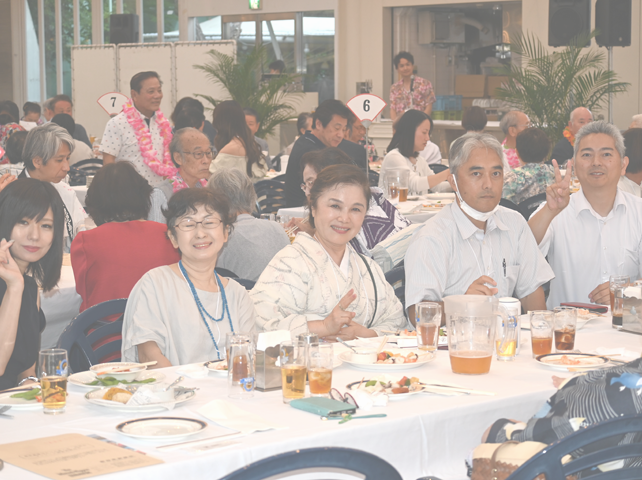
left=496, top=31, right=629, bottom=144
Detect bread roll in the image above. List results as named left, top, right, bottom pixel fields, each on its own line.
left=103, top=387, right=132, bottom=404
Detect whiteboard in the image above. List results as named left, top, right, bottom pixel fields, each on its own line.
left=117, top=43, right=175, bottom=120
left=71, top=45, right=117, bottom=143
left=175, top=41, right=236, bottom=115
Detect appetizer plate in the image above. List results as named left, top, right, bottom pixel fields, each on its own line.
left=90, top=362, right=147, bottom=382
left=0, top=387, right=43, bottom=410
left=339, top=350, right=434, bottom=372
left=424, top=193, right=456, bottom=201
left=346, top=380, right=424, bottom=401
left=68, top=370, right=165, bottom=389
left=85, top=387, right=196, bottom=412
left=535, top=353, right=610, bottom=371
left=116, top=417, right=207, bottom=440
left=207, top=360, right=228, bottom=377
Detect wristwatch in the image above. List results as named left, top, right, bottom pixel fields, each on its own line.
left=18, top=376, right=38, bottom=386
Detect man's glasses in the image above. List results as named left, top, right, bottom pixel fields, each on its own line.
left=174, top=218, right=222, bottom=232
left=183, top=149, right=215, bottom=160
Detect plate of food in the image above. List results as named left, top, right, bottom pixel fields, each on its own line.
left=347, top=375, right=424, bottom=400
left=68, top=370, right=165, bottom=389
left=535, top=353, right=610, bottom=371
left=0, top=386, right=44, bottom=410
left=206, top=360, right=228, bottom=376
left=575, top=308, right=605, bottom=330
left=89, top=362, right=148, bottom=382
left=424, top=193, right=456, bottom=201
left=85, top=386, right=196, bottom=412
left=339, top=349, right=434, bottom=371
left=116, top=417, right=207, bottom=440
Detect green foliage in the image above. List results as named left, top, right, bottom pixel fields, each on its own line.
left=496, top=31, right=629, bottom=144
left=194, top=45, right=302, bottom=139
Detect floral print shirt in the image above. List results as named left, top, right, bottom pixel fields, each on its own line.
left=502, top=163, right=555, bottom=205
left=502, top=138, right=521, bottom=169
left=389, top=76, right=436, bottom=115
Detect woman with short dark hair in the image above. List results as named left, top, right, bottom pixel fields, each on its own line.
left=461, top=106, right=488, bottom=133
left=122, top=188, right=256, bottom=367
left=71, top=162, right=179, bottom=312
left=252, top=164, right=406, bottom=340
left=389, top=51, right=436, bottom=120
left=0, top=179, right=64, bottom=390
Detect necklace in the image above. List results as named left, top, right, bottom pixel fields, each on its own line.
left=178, top=261, right=233, bottom=359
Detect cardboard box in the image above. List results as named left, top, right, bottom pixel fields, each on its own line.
left=486, top=76, right=509, bottom=97
left=455, top=75, right=487, bottom=98
left=462, top=98, right=475, bottom=109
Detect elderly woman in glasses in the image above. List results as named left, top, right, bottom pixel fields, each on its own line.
left=122, top=188, right=256, bottom=367
left=148, top=127, right=213, bottom=223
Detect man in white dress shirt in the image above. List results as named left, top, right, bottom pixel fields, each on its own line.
left=529, top=121, right=642, bottom=308
left=405, top=133, right=553, bottom=323
left=20, top=123, right=87, bottom=253
left=101, top=71, right=168, bottom=187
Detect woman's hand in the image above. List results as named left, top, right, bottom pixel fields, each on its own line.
left=0, top=239, right=23, bottom=290
left=322, top=289, right=357, bottom=336
left=335, top=323, right=376, bottom=341
left=0, top=173, right=16, bottom=194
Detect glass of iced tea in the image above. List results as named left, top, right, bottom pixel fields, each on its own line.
left=610, top=275, right=630, bottom=329
left=38, top=349, right=68, bottom=415
left=227, top=334, right=254, bottom=399
left=530, top=310, right=553, bottom=358
left=280, top=341, right=307, bottom=403
left=416, top=302, right=441, bottom=356
left=447, top=315, right=495, bottom=375
left=553, top=306, right=577, bottom=353
left=307, top=344, right=333, bottom=397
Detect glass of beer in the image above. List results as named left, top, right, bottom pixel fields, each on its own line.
left=280, top=341, right=307, bottom=403
left=307, top=344, right=333, bottom=396
left=416, top=302, right=441, bottom=356
left=530, top=310, right=553, bottom=358
left=38, top=349, right=68, bottom=415
left=447, top=315, right=495, bottom=375
left=227, top=334, right=254, bottom=399
left=385, top=170, right=409, bottom=203
left=553, top=306, right=577, bottom=353
left=610, top=275, right=630, bottom=329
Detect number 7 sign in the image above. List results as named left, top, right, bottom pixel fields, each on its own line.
left=97, top=92, right=129, bottom=116
left=346, top=94, right=386, bottom=125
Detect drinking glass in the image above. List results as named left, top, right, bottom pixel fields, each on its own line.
left=416, top=302, right=441, bottom=356
left=307, top=344, right=333, bottom=397
left=385, top=170, right=410, bottom=203
left=260, top=213, right=274, bottom=221
left=495, top=313, right=518, bottom=362
left=279, top=341, right=306, bottom=403
left=38, top=349, right=69, bottom=415
left=227, top=334, right=254, bottom=399
left=553, top=306, right=577, bottom=353
left=530, top=310, right=554, bottom=358
left=610, top=275, right=630, bottom=328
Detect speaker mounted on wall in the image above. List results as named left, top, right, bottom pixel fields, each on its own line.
left=109, top=14, right=140, bottom=45
left=548, top=0, right=591, bottom=47
left=595, top=0, right=632, bottom=47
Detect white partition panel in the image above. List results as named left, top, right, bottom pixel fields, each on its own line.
left=71, top=45, right=118, bottom=142
left=174, top=40, right=236, bottom=111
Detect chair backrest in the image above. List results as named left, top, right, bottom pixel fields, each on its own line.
left=234, top=278, right=256, bottom=290
left=271, top=173, right=286, bottom=183
left=215, top=267, right=238, bottom=278
left=499, top=198, right=520, bottom=213
left=368, top=170, right=380, bottom=187
left=517, top=192, right=547, bottom=220
left=254, top=180, right=287, bottom=215
left=218, top=447, right=402, bottom=480
left=507, top=414, right=642, bottom=480
left=385, top=265, right=406, bottom=310
left=56, top=298, right=128, bottom=373
left=430, top=163, right=449, bottom=173
left=74, top=158, right=104, bottom=170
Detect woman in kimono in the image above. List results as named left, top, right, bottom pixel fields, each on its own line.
left=251, top=164, right=407, bottom=340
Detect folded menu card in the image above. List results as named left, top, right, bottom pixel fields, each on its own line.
left=0, top=433, right=163, bottom=479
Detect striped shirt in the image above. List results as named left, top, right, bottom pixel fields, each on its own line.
left=404, top=202, right=554, bottom=306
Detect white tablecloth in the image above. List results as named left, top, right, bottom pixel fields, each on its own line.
left=40, top=265, right=82, bottom=348
left=72, top=185, right=88, bottom=207
left=3, top=317, right=641, bottom=479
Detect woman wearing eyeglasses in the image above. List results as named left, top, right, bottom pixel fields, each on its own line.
left=122, top=188, right=256, bottom=367
left=71, top=162, right=180, bottom=312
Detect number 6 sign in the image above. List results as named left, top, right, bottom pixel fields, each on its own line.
left=97, top=92, right=129, bottom=117
left=346, top=94, right=387, bottom=127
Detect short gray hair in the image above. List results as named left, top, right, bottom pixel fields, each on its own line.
left=499, top=110, right=522, bottom=135
left=23, top=123, right=75, bottom=170
left=631, top=114, right=642, bottom=128
left=573, top=121, right=626, bottom=162
left=206, top=168, right=257, bottom=215
left=169, top=127, right=207, bottom=167
left=43, top=98, right=54, bottom=111
left=449, top=132, right=504, bottom=176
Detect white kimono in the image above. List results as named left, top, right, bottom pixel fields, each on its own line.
left=250, top=233, right=407, bottom=336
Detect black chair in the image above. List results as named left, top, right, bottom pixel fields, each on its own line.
left=507, top=414, right=642, bottom=480
left=218, top=447, right=402, bottom=480
left=271, top=173, right=286, bottom=183
left=368, top=170, right=380, bottom=187
left=234, top=278, right=256, bottom=290
left=430, top=164, right=449, bottom=173
left=499, top=198, right=520, bottom=213
left=517, top=192, right=547, bottom=220
left=385, top=265, right=406, bottom=310
left=254, top=180, right=287, bottom=215
left=215, top=267, right=238, bottom=278
left=56, top=298, right=127, bottom=373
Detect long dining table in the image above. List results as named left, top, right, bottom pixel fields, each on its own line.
left=2, top=316, right=641, bottom=480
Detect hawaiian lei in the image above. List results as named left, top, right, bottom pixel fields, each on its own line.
left=562, top=126, right=575, bottom=147
left=123, top=100, right=176, bottom=178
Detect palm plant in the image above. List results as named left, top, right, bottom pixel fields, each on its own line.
left=496, top=31, right=629, bottom=144
left=194, top=45, right=302, bottom=139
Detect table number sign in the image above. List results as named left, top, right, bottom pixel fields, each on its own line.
left=97, top=92, right=129, bottom=117
left=346, top=93, right=387, bottom=129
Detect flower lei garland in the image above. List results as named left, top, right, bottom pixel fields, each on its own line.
left=562, top=126, right=575, bottom=147
left=169, top=172, right=208, bottom=193
left=123, top=101, right=176, bottom=178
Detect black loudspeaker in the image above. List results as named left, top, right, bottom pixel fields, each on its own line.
left=109, top=14, right=139, bottom=44
left=548, top=0, right=591, bottom=47
left=595, top=0, right=632, bottom=47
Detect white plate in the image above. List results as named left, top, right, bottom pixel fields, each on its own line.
left=536, top=353, right=610, bottom=371
left=0, top=387, right=43, bottom=410
left=116, top=417, right=207, bottom=440
left=68, top=371, right=166, bottom=389
left=90, top=362, right=147, bottom=382
left=424, top=193, right=456, bottom=200
left=346, top=380, right=424, bottom=400
left=85, top=388, right=196, bottom=412
left=207, top=361, right=228, bottom=377
left=576, top=315, right=603, bottom=330
left=339, top=350, right=434, bottom=371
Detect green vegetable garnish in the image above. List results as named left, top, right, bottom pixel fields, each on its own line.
left=85, top=376, right=155, bottom=386
left=10, top=388, right=41, bottom=400
left=404, top=378, right=411, bottom=386
left=365, top=380, right=377, bottom=387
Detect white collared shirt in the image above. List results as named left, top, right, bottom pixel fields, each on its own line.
left=618, top=175, right=641, bottom=197
left=539, top=188, right=642, bottom=308
left=100, top=108, right=167, bottom=187
left=378, top=148, right=435, bottom=194
left=405, top=202, right=554, bottom=306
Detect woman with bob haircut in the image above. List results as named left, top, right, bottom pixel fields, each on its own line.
left=0, top=179, right=64, bottom=390
left=122, top=188, right=256, bottom=367
left=71, top=162, right=179, bottom=312
left=379, top=110, right=450, bottom=194
left=208, top=100, right=267, bottom=182
left=251, top=164, right=406, bottom=340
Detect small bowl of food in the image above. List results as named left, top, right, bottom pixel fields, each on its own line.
left=350, top=349, right=377, bottom=364
left=90, top=362, right=147, bottom=382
